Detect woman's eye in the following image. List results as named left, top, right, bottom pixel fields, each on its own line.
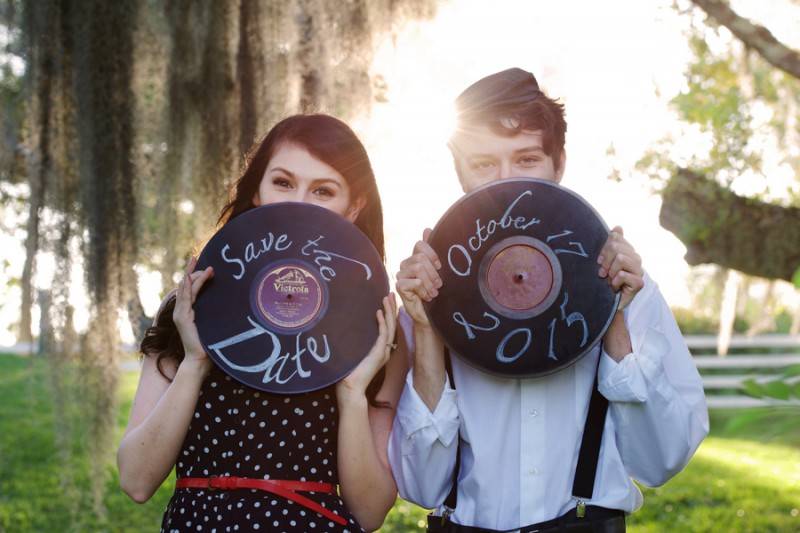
left=314, top=187, right=334, bottom=198
left=273, top=177, right=292, bottom=188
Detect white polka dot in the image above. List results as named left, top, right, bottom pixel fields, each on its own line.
left=218, top=395, right=225, bottom=401
left=259, top=422, right=266, bottom=428
left=211, top=382, right=217, bottom=387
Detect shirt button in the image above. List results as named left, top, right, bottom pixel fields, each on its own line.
left=529, top=468, right=539, bottom=475
left=529, top=409, right=538, bottom=417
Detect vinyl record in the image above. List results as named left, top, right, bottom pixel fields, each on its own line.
left=424, top=178, right=619, bottom=378
left=193, top=203, right=389, bottom=394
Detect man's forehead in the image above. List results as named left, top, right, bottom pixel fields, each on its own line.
left=452, top=127, right=545, bottom=156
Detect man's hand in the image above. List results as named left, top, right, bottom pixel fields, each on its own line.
left=395, top=228, right=442, bottom=327
left=597, top=226, right=644, bottom=311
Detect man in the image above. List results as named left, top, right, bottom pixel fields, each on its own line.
left=388, top=68, right=708, bottom=532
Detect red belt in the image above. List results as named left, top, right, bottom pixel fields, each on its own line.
left=175, top=476, right=347, bottom=526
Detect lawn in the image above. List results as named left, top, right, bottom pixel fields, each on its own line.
left=0, top=354, right=798, bottom=532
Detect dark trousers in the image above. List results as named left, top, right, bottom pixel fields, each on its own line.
left=427, top=505, right=626, bottom=533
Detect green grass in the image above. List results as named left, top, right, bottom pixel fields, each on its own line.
left=1, top=353, right=798, bottom=532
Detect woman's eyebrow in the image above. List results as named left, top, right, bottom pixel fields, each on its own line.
left=269, top=166, right=295, bottom=177
left=311, top=178, right=343, bottom=186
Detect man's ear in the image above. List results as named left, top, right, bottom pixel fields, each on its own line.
left=345, top=196, right=366, bottom=223
left=555, top=149, right=567, bottom=183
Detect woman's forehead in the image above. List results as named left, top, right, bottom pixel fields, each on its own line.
left=267, top=143, right=346, bottom=183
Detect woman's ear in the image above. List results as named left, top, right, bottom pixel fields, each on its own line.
left=251, top=190, right=261, bottom=207
left=345, top=196, right=366, bottom=223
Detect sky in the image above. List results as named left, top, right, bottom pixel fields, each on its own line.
left=1, top=0, right=798, bottom=346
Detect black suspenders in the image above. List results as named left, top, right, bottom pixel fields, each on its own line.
left=441, top=345, right=609, bottom=517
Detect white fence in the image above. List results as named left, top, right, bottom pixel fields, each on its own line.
left=687, top=335, right=800, bottom=409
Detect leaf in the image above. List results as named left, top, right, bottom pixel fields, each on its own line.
left=792, top=382, right=800, bottom=400
left=783, top=364, right=800, bottom=378
left=760, top=380, right=791, bottom=401
left=793, top=266, right=800, bottom=289
left=741, top=378, right=765, bottom=398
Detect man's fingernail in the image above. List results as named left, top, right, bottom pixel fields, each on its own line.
left=597, top=255, right=604, bottom=265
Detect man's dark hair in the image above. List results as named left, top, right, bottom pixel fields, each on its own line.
left=451, top=68, right=567, bottom=170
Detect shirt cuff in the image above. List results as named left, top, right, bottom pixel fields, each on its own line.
left=598, top=327, right=670, bottom=403
left=396, top=370, right=460, bottom=448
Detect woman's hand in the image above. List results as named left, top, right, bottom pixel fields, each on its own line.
left=337, top=294, right=398, bottom=402
left=173, top=257, right=215, bottom=374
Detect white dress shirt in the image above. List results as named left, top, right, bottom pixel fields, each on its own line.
left=388, top=273, right=709, bottom=530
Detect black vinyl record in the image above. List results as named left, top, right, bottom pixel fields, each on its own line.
left=194, top=203, right=389, bottom=394
left=424, top=178, right=619, bottom=378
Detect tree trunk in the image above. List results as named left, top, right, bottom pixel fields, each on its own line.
left=660, top=169, right=800, bottom=282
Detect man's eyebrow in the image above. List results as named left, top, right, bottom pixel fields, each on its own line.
left=465, top=153, right=498, bottom=160
left=512, top=146, right=545, bottom=155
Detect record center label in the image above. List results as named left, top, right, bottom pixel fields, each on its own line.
left=255, top=264, right=323, bottom=329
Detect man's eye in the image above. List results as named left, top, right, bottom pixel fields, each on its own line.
left=519, top=156, right=540, bottom=166
left=471, top=160, right=495, bottom=170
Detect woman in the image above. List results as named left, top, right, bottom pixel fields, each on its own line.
left=118, top=115, right=408, bottom=532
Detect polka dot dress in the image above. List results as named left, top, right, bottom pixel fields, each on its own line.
left=160, top=367, right=364, bottom=533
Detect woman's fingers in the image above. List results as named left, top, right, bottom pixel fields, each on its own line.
left=184, top=256, right=198, bottom=276
left=190, top=266, right=214, bottom=304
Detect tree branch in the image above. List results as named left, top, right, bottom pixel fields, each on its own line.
left=660, top=168, right=800, bottom=281
left=691, top=0, right=800, bottom=79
